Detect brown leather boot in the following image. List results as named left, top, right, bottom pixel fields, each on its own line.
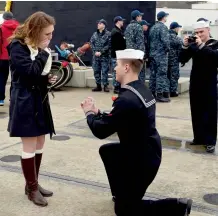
left=21, top=157, right=48, bottom=207
left=25, top=153, right=53, bottom=197
left=35, top=153, right=53, bottom=197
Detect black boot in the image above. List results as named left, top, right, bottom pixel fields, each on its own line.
left=177, top=198, right=193, bottom=216
left=206, top=145, right=215, bottom=153
left=163, top=92, right=170, bottom=99
left=21, top=157, right=48, bottom=207
left=92, top=84, right=102, bottom=92
left=151, top=91, right=156, bottom=98
left=113, top=86, right=120, bottom=94
left=170, top=92, right=179, bottom=97
left=156, top=93, right=170, bottom=103
left=104, top=85, right=110, bottom=92
left=190, top=141, right=204, bottom=145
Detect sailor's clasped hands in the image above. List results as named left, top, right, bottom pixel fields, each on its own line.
left=81, top=97, right=99, bottom=114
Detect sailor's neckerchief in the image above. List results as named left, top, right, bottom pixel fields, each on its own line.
left=122, top=84, right=156, bottom=108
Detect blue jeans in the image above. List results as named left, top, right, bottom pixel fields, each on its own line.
left=111, top=58, right=120, bottom=88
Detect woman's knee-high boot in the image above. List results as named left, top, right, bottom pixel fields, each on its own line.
left=21, top=157, right=48, bottom=206
left=35, top=153, right=53, bottom=197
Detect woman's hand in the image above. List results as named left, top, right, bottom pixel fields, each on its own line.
left=48, top=74, right=57, bottom=84
left=38, top=39, right=51, bottom=50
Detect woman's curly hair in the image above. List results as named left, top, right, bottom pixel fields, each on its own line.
left=9, top=11, right=55, bottom=48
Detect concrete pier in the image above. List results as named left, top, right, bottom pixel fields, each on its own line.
left=0, top=84, right=217, bottom=216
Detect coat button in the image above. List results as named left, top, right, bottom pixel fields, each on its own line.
left=32, top=86, right=35, bottom=89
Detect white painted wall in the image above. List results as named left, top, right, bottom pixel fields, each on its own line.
left=155, top=7, right=218, bottom=69
left=156, top=8, right=218, bottom=29
left=0, top=14, right=3, bottom=25
left=192, top=3, right=218, bottom=9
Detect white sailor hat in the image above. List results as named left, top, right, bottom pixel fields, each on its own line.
left=192, top=21, right=209, bottom=30
left=116, top=49, right=144, bottom=60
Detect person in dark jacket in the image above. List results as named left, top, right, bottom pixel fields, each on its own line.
left=90, top=19, right=111, bottom=92
left=7, top=11, right=57, bottom=207
left=180, top=20, right=217, bottom=153
left=0, top=12, right=19, bottom=106
left=139, top=20, right=150, bottom=59
left=81, top=49, right=193, bottom=216
left=168, top=22, right=183, bottom=97
left=111, top=16, right=126, bottom=94
left=139, top=20, right=150, bottom=83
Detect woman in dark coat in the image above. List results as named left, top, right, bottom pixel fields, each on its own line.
left=7, top=11, right=57, bottom=207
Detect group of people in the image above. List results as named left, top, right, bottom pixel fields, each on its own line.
left=89, top=10, right=183, bottom=102
left=5, top=11, right=193, bottom=215
left=149, top=11, right=182, bottom=102
left=90, top=11, right=217, bottom=154
left=1, top=7, right=217, bottom=216
left=150, top=14, right=217, bottom=153
left=90, top=10, right=149, bottom=94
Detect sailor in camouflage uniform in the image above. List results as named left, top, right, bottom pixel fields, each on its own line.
left=125, top=10, right=145, bottom=84
left=149, top=11, right=170, bottom=102
left=90, top=19, right=111, bottom=92
left=125, top=10, right=145, bottom=51
left=168, top=22, right=183, bottom=97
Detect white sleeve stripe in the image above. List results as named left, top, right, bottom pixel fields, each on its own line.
left=85, top=111, right=95, bottom=117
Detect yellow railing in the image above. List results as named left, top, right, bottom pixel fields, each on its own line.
left=5, top=1, right=12, bottom=12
